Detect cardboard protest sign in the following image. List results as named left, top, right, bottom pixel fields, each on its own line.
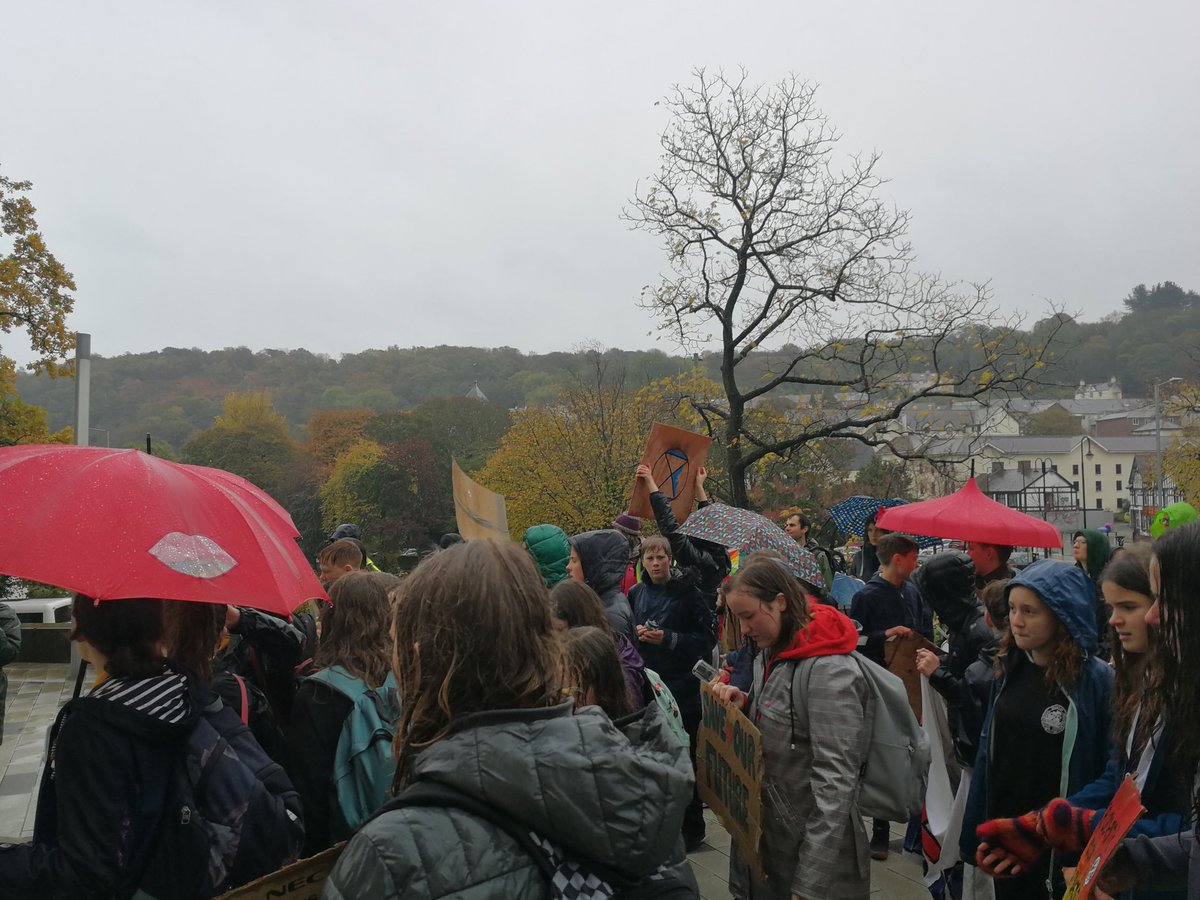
left=452, top=458, right=510, bottom=541
left=696, top=680, right=764, bottom=879
left=885, top=632, right=940, bottom=721
left=215, top=844, right=344, bottom=900
left=1063, top=776, right=1145, bottom=900
left=628, top=423, right=712, bottom=524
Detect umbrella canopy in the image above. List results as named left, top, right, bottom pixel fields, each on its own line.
left=875, top=477, right=1062, bottom=549
left=679, top=503, right=826, bottom=588
left=829, top=495, right=908, bottom=537
left=0, top=445, right=326, bottom=614
left=828, top=495, right=940, bottom=548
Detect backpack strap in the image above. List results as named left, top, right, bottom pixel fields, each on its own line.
left=232, top=674, right=250, bottom=726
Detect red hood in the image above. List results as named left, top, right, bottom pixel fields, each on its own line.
left=775, top=600, right=860, bottom=661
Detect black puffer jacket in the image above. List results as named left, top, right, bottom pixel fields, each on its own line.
left=912, top=551, right=998, bottom=767
left=570, top=529, right=635, bottom=640
left=649, top=491, right=730, bottom=604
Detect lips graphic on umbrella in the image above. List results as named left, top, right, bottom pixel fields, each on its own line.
left=149, top=532, right=238, bottom=579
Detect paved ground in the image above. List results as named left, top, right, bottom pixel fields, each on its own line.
left=0, top=663, right=930, bottom=898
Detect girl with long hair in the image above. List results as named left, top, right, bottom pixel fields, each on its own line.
left=287, top=570, right=398, bottom=855
left=712, top=556, right=871, bottom=899
left=322, top=540, right=696, bottom=899
left=976, top=544, right=1189, bottom=900
left=960, top=560, right=1114, bottom=899
left=560, top=626, right=636, bottom=720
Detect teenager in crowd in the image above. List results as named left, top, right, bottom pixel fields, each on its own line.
left=1074, top=528, right=1113, bottom=659
left=288, top=571, right=398, bottom=855
left=850, top=509, right=885, bottom=581
left=630, top=534, right=715, bottom=851
left=977, top=543, right=1188, bottom=900
left=321, top=540, right=695, bottom=899
left=567, top=528, right=636, bottom=639
left=522, top=523, right=572, bottom=588
left=961, top=560, right=1113, bottom=900
left=966, top=541, right=1017, bottom=593
left=713, top=556, right=871, bottom=900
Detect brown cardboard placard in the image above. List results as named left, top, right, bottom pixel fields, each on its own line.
left=1063, top=776, right=1145, bottom=900
left=627, top=423, right=712, bottom=524
left=696, top=680, right=764, bottom=879
left=452, top=458, right=510, bottom=540
left=215, top=844, right=344, bottom=900
left=885, top=633, right=941, bottom=721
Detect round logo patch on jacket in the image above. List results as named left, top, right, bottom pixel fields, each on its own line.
left=1041, top=704, right=1067, bottom=735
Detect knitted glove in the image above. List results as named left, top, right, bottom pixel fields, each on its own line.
left=1037, top=798, right=1097, bottom=854
left=975, top=810, right=1049, bottom=870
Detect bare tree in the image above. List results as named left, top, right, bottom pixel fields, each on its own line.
left=626, top=69, right=1059, bottom=507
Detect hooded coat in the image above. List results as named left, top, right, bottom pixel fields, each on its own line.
left=523, top=524, right=571, bottom=588
left=0, top=668, right=199, bottom=897
left=729, top=603, right=873, bottom=900
left=0, top=602, right=21, bottom=743
left=960, top=560, right=1114, bottom=867
left=570, top=530, right=635, bottom=640
left=320, top=701, right=696, bottom=900
left=911, top=551, right=998, bottom=767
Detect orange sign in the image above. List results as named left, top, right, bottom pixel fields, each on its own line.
left=1062, top=776, right=1145, bottom=900
left=628, top=423, right=712, bottom=524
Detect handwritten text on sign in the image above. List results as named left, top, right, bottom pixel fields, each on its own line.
left=696, top=680, right=764, bottom=878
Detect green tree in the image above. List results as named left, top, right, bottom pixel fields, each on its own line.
left=183, top=391, right=300, bottom=501
left=1, top=169, right=76, bottom=374
left=0, top=358, right=71, bottom=445
left=853, top=456, right=913, bottom=499
left=627, top=70, right=1059, bottom=507
left=1024, top=406, right=1082, bottom=436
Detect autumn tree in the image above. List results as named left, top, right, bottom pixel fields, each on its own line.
left=1, top=169, right=76, bottom=373
left=627, top=70, right=1059, bottom=507
left=0, top=358, right=72, bottom=445
left=1024, top=406, right=1082, bottom=436
left=477, top=355, right=708, bottom=538
left=183, top=391, right=301, bottom=501
left=307, top=408, right=375, bottom=474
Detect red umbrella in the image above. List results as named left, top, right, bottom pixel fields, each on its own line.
left=0, top=445, right=326, bottom=614
left=874, top=477, right=1062, bottom=549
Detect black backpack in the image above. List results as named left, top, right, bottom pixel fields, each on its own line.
left=130, top=694, right=305, bottom=899
left=369, top=780, right=697, bottom=899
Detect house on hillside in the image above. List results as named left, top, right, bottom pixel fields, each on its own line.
left=1095, top=404, right=1183, bottom=438
left=1076, top=378, right=1123, bottom=401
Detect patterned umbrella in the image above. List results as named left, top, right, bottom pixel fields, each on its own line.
left=679, top=503, right=826, bottom=588
left=828, top=495, right=940, bottom=548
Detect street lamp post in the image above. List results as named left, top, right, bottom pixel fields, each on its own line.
left=88, top=426, right=111, bottom=447
left=1154, top=377, right=1183, bottom=510
left=1079, top=436, right=1094, bottom=530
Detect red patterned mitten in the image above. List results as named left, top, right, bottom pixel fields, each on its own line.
left=1037, top=798, right=1097, bottom=854
left=975, top=810, right=1049, bottom=870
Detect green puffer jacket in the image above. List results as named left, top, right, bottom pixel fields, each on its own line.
left=522, top=524, right=571, bottom=588
left=0, top=603, right=22, bottom=744
left=321, top=701, right=696, bottom=900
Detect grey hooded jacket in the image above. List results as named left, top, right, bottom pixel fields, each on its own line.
left=320, top=700, right=696, bottom=900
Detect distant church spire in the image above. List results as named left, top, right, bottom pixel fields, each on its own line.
left=466, top=381, right=488, bottom=402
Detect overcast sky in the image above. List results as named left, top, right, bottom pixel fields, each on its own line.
left=4, top=1, right=1198, bottom=366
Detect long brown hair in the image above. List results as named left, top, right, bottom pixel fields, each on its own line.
left=317, top=570, right=392, bottom=688
left=560, top=626, right=634, bottom=720
left=723, top=555, right=812, bottom=654
left=390, top=540, right=562, bottom=789
left=1099, top=544, right=1159, bottom=754
left=71, top=596, right=167, bottom=680
left=549, top=580, right=612, bottom=632
left=1152, top=523, right=1200, bottom=817
left=162, top=601, right=226, bottom=679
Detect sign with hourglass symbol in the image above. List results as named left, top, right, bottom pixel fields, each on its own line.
left=628, top=423, right=712, bottom=524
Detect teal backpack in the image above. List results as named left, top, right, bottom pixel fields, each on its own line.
left=307, top=665, right=401, bottom=840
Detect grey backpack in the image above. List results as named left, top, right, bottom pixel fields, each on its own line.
left=800, top=653, right=930, bottom=821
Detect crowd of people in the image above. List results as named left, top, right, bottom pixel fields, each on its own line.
left=0, top=463, right=1199, bottom=900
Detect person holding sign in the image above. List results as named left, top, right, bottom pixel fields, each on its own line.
left=636, top=463, right=730, bottom=607
left=973, top=543, right=1190, bottom=899
left=712, top=556, right=871, bottom=900
left=960, top=561, right=1114, bottom=899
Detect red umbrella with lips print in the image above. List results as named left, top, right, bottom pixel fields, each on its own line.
left=0, top=445, right=326, bottom=614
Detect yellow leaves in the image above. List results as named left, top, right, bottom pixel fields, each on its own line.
left=320, top=440, right=386, bottom=531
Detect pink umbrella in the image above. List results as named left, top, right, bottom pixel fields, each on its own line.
left=875, top=477, right=1062, bottom=549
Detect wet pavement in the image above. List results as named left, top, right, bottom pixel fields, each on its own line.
left=0, top=662, right=930, bottom=898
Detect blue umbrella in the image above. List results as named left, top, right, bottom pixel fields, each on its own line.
left=828, top=495, right=939, bottom=548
